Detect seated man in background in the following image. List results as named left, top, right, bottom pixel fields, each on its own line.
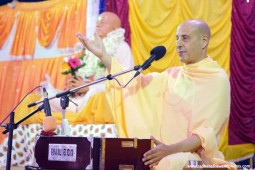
left=44, top=11, right=134, bottom=113
left=14, top=12, right=133, bottom=125
left=77, top=19, right=236, bottom=169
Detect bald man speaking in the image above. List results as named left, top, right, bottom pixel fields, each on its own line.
left=77, top=20, right=236, bottom=170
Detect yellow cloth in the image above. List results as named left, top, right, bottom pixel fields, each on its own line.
left=14, top=92, right=114, bottom=125
left=128, top=0, right=232, bottom=75
left=219, top=124, right=255, bottom=161
left=107, top=56, right=234, bottom=169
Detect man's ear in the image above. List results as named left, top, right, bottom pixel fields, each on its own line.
left=201, top=35, right=209, bottom=49
left=113, top=23, right=119, bottom=30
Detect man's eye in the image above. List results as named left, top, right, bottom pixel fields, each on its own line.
left=182, top=36, right=186, bottom=39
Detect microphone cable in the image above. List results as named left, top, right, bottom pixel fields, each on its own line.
left=0, top=85, right=42, bottom=127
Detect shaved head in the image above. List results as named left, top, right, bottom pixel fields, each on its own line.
left=180, top=20, right=211, bottom=41
left=176, top=19, right=211, bottom=64
left=96, top=12, right=121, bottom=38
left=102, top=12, right=121, bottom=28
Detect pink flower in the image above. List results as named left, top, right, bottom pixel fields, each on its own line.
left=60, top=55, right=85, bottom=79
left=68, top=57, right=81, bottom=69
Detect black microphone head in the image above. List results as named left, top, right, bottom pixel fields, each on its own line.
left=150, top=46, right=166, bottom=61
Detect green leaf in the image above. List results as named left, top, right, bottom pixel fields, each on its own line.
left=97, top=61, right=105, bottom=68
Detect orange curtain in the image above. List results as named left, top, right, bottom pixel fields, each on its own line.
left=0, top=0, right=87, bottom=143
left=0, top=57, right=66, bottom=123
left=0, top=0, right=87, bottom=58
left=0, top=52, right=83, bottom=142
left=0, top=5, right=16, bottom=48
left=57, top=0, right=87, bottom=49
left=37, top=5, right=64, bottom=47
left=10, top=10, right=37, bottom=57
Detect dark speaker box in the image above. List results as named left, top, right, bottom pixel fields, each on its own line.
left=35, top=136, right=92, bottom=170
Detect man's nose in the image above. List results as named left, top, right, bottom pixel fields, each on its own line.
left=176, top=39, right=183, bottom=47
left=96, top=21, right=102, bottom=27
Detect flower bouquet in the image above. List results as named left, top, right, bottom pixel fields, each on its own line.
left=60, top=55, right=85, bottom=79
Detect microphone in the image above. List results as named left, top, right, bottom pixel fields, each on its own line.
left=134, top=46, right=166, bottom=77
left=42, top=87, right=57, bottom=132
left=43, top=87, right=52, bottom=117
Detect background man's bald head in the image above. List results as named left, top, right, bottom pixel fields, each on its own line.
left=96, top=12, right=121, bottom=38
left=100, top=12, right=121, bottom=29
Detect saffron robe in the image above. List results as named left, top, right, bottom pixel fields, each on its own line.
left=107, top=56, right=234, bottom=169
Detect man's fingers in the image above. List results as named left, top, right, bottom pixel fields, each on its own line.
left=75, top=33, right=82, bottom=37
left=76, top=76, right=83, bottom=81
left=76, top=33, right=83, bottom=41
left=76, top=33, right=89, bottom=47
left=144, top=156, right=161, bottom=166
left=143, top=148, right=159, bottom=162
left=79, top=38, right=86, bottom=46
left=94, top=31, right=101, bottom=41
left=67, top=77, right=87, bottom=89
left=143, top=148, right=155, bottom=157
left=75, top=33, right=81, bottom=39
left=149, top=161, right=159, bottom=168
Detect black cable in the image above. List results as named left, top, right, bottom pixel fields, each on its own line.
left=0, top=85, right=42, bottom=126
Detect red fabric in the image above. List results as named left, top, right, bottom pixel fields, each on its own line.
left=229, top=0, right=255, bottom=144
left=40, top=130, right=56, bottom=136
left=105, top=0, right=131, bottom=45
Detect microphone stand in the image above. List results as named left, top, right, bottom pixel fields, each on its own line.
left=60, top=95, right=70, bottom=136
left=28, top=65, right=141, bottom=107
left=19, top=65, right=139, bottom=169
left=2, top=104, right=44, bottom=170
left=1, top=65, right=140, bottom=169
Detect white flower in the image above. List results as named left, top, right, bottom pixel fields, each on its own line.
left=78, top=28, right=125, bottom=80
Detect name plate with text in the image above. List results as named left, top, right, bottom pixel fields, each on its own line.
left=48, top=143, right=77, bottom=162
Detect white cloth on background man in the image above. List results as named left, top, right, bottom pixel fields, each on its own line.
left=44, top=28, right=134, bottom=113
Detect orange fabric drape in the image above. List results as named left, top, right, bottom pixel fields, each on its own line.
left=0, top=0, right=87, bottom=58
left=0, top=57, right=66, bottom=122
left=0, top=0, right=88, bottom=143
left=0, top=51, right=114, bottom=144
left=0, top=52, right=84, bottom=122
left=57, top=0, right=87, bottom=49
left=37, top=5, right=64, bottom=47
left=0, top=56, right=65, bottom=143
left=0, top=5, right=16, bottom=48
left=10, top=10, right=37, bottom=57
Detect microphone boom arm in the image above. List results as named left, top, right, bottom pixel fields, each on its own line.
left=28, top=65, right=141, bottom=107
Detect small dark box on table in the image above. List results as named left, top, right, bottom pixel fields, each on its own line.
left=92, top=138, right=154, bottom=170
